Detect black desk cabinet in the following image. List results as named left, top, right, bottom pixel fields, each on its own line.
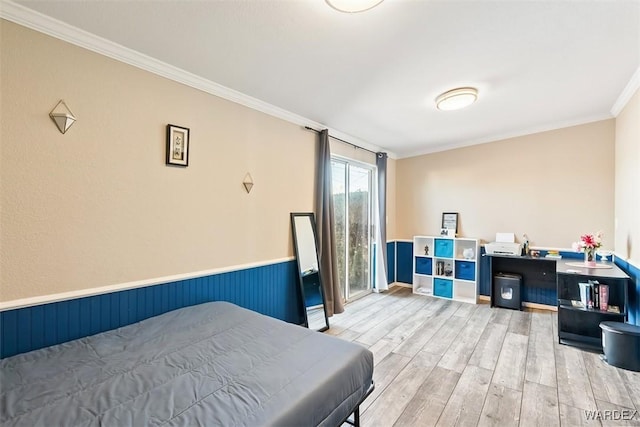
left=487, top=254, right=557, bottom=308
left=556, top=260, right=630, bottom=352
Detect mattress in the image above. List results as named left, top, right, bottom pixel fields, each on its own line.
left=0, top=301, right=373, bottom=426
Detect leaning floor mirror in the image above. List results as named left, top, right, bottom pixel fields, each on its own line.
left=290, top=212, right=329, bottom=332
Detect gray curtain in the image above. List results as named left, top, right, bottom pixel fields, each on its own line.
left=315, top=129, right=344, bottom=316
left=377, top=152, right=388, bottom=275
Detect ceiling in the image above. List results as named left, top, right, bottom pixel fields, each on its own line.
left=7, top=0, right=640, bottom=158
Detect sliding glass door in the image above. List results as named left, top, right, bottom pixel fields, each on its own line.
left=331, top=158, right=373, bottom=301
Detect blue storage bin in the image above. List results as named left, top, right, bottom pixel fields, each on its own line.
left=455, top=261, right=475, bottom=281
left=434, top=278, right=453, bottom=299
left=434, top=239, right=454, bottom=258
left=415, top=257, right=432, bottom=275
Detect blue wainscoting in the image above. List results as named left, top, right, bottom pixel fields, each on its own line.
left=396, top=241, right=413, bottom=284
left=615, top=258, right=640, bottom=326
left=479, top=247, right=491, bottom=296
left=1, top=260, right=303, bottom=359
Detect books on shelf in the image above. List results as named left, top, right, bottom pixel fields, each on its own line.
left=545, top=250, right=562, bottom=259
left=578, top=280, right=609, bottom=311
left=600, top=284, right=609, bottom=311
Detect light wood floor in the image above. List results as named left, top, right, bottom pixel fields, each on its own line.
left=328, top=286, right=640, bottom=427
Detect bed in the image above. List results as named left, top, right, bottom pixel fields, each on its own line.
left=0, top=301, right=374, bottom=426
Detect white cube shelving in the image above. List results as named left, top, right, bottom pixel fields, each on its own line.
left=412, top=235, right=479, bottom=304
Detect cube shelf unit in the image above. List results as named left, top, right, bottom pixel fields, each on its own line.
left=413, top=235, right=479, bottom=304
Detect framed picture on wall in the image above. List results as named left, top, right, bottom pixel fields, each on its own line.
left=441, top=212, right=458, bottom=234
left=166, top=124, right=190, bottom=167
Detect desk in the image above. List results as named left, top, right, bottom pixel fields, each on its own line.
left=487, top=255, right=630, bottom=351
left=486, top=254, right=557, bottom=308
left=556, top=260, right=629, bottom=351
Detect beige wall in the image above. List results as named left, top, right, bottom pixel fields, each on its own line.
left=0, top=21, right=317, bottom=301
left=615, top=88, right=640, bottom=265
left=396, top=120, right=616, bottom=249
left=386, top=157, right=397, bottom=240
left=3, top=18, right=623, bottom=304
left=330, top=138, right=376, bottom=165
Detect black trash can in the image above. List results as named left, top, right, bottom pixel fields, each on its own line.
left=493, top=273, right=522, bottom=311
left=600, top=321, right=640, bottom=372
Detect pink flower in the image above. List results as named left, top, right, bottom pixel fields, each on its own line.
left=577, top=232, right=602, bottom=250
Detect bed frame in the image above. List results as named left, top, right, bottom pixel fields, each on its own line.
left=342, top=382, right=376, bottom=427
left=1, top=301, right=374, bottom=427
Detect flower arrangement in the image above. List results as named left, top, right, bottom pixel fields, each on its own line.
left=572, top=231, right=603, bottom=266
left=573, top=232, right=603, bottom=251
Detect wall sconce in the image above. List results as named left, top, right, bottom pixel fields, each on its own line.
left=243, top=173, right=254, bottom=194
left=49, top=100, right=77, bottom=134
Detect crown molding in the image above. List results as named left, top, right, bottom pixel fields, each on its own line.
left=397, top=113, right=613, bottom=159
left=0, top=1, right=395, bottom=158
left=611, top=65, right=640, bottom=117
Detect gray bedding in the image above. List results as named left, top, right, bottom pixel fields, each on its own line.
left=0, top=301, right=373, bottom=426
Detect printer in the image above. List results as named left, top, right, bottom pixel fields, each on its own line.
left=485, top=232, right=521, bottom=256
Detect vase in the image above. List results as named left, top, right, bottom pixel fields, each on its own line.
left=584, top=247, right=596, bottom=267
left=463, top=248, right=474, bottom=259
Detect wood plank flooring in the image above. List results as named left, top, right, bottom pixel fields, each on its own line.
left=329, top=286, right=640, bottom=427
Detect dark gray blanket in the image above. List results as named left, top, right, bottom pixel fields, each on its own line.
left=0, top=301, right=373, bottom=426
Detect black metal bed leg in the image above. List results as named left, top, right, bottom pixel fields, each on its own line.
left=341, top=381, right=373, bottom=427
left=344, top=405, right=360, bottom=427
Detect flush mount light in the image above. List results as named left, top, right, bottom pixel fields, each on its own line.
left=325, top=0, right=384, bottom=13
left=435, top=87, right=478, bottom=111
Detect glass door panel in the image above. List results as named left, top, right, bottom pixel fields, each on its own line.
left=331, top=160, right=347, bottom=299
left=348, top=165, right=371, bottom=298
left=331, top=158, right=372, bottom=302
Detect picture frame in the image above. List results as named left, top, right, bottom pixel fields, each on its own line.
left=166, top=124, right=190, bottom=167
left=441, top=212, right=458, bottom=234
left=440, top=228, right=455, bottom=237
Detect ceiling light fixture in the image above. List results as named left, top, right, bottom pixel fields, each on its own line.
left=325, top=0, right=384, bottom=13
left=436, top=87, right=478, bottom=111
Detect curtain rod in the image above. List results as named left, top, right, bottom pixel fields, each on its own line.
left=304, top=126, right=379, bottom=155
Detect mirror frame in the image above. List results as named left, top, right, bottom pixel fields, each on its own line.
left=290, top=212, right=330, bottom=332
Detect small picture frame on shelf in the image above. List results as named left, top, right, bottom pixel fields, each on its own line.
left=440, top=228, right=455, bottom=237
left=442, top=212, right=458, bottom=234
left=166, top=124, right=190, bottom=167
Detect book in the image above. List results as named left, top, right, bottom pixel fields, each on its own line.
left=578, top=280, right=599, bottom=309
left=579, top=282, right=590, bottom=307
left=590, top=280, right=600, bottom=309
left=545, top=250, right=562, bottom=259
left=599, top=284, right=609, bottom=311
left=607, top=305, right=620, bottom=314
